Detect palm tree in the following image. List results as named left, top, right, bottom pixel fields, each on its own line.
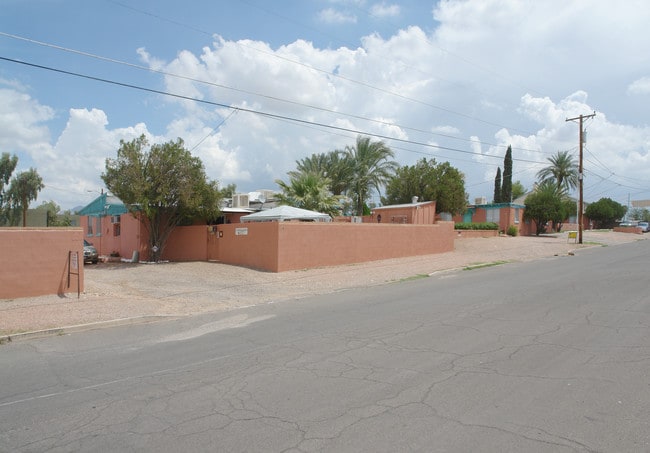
left=290, top=151, right=352, bottom=196
left=6, top=168, right=44, bottom=227
left=291, top=153, right=330, bottom=177
left=275, top=172, right=342, bottom=217
left=537, top=150, right=578, bottom=192
left=344, top=136, right=398, bottom=216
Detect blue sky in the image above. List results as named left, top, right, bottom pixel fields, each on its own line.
left=1, top=0, right=650, bottom=210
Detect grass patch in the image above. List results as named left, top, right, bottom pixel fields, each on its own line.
left=463, top=260, right=509, bottom=271
left=399, top=274, right=429, bottom=282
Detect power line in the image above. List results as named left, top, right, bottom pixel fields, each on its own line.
left=189, top=110, right=238, bottom=152
left=103, top=1, right=540, bottom=137
left=241, top=0, right=541, bottom=119
left=0, top=55, right=549, bottom=169
left=0, top=30, right=548, bottom=155
left=566, top=112, right=596, bottom=243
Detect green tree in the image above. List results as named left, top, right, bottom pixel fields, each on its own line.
left=383, top=158, right=466, bottom=215
left=511, top=181, right=526, bottom=201
left=537, top=150, right=578, bottom=192
left=585, top=197, right=627, bottom=229
left=291, top=151, right=352, bottom=196
left=0, top=152, right=19, bottom=225
left=275, top=172, right=341, bottom=216
left=102, top=135, right=222, bottom=262
left=554, top=197, right=577, bottom=232
left=523, top=180, right=566, bottom=236
left=35, top=200, right=60, bottom=226
left=493, top=167, right=502, bottom=203
left=629, top=208, right=650, bottom=222
left=34, top=200, right=74, bottom=226
left=6, top=168, right=44, bottom=227
left=219, top=183, right=237, bottom=199
left=344, top=136, right=398, bottom=216
left=502, top=145, right=513, bottom=202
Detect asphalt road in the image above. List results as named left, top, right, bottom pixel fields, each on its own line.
left=1, top=240, right=649, bottom=452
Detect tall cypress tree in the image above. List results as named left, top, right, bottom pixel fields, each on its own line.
left=502, top=145, right=513, bottom=202
left=493, top=167, right=502, bottom=203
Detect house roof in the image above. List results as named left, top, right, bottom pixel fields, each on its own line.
left=372, top=201, right=435, bottom=211
left=77, top=193, right=128, bottom=216
left=221, top=207, right=254, bottom=214
left=474, top=202, right=526, bottom=209
left=240, top=205, right=331, bottom=222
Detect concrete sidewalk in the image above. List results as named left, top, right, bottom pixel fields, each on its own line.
left=1, top=231, right=644, bottom=340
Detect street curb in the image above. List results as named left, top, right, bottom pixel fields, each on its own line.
left=0, top=315, right=182, bottom=343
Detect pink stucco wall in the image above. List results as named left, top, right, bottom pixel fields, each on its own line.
left=216, top=221, right=455, bottom=272
left=215, top=222, right=280, bottom=271
left=81, top=213, right=216, bottom=262
left=0, top=228, right=85, bottom=298
left=162, top=225, right=209, bottom=261
left=614, top=226, right=643, bottom=234
left=78, top=211, right=456, bottom=272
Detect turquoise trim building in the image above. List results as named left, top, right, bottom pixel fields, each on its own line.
left=77, top=193, right=128, bottom=217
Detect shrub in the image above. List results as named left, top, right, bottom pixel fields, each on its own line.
left=454, top=222, right=499, bottom=230
left=506, top=225, right=518, bottom=236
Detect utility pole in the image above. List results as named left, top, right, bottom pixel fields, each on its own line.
left=566, top=112, right=596, bottom=244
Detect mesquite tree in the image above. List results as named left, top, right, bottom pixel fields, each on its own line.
left=102, top=135, right=221, bottom=262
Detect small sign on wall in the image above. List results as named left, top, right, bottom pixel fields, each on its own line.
left=70, top=251, right=78, bottom=271
left=235, top=227, right=248, bottom=236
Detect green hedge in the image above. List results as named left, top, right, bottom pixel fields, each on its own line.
left=454, top=222, right=499, bottom=230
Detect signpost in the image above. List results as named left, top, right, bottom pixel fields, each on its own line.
left=68, top=251, right=80, bottom=298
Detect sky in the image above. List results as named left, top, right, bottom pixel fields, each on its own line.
left=1, top=0, right=649, bottom=211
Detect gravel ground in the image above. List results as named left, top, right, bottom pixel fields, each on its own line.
left=0, top=230, right=644, bottom=336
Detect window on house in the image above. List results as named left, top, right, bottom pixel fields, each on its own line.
left=87, top=218, right=93, bottom=236
left=95, top=216, right=102, bottom=236
left=514, top=208, right=520, bottom=224
left=486, top=208, right=500, bottom=223
left=111, top=215, right=121, bottom=237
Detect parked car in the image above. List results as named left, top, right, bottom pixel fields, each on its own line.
left=637, top=221, right=649, bottom=232
left=619, top=221, right=634, bottom=227
left=83, top=239, right=99, bottom=264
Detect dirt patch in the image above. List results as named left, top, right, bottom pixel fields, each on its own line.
left=0, top=231, right=644, bottom=336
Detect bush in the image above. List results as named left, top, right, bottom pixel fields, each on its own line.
left=454, top=222, right=499, bottom=230
left=506, top=225, right=518, bottom=236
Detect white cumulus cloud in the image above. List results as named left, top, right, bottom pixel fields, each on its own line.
left=370, top=3, right=400, bottom=18
left=627, top=77, right=650, bottom=95
left=318, top=8, right=357, bottom=24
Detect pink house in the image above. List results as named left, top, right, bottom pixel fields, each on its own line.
left=370, top=201, right=437, bottom=224
left=452, top=202, right=532, bottom=235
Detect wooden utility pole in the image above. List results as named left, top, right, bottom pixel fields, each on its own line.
left=566, top=112, right=596, bottom=244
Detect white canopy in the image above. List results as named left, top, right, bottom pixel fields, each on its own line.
left=240, top=205, right=331, bottom=222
